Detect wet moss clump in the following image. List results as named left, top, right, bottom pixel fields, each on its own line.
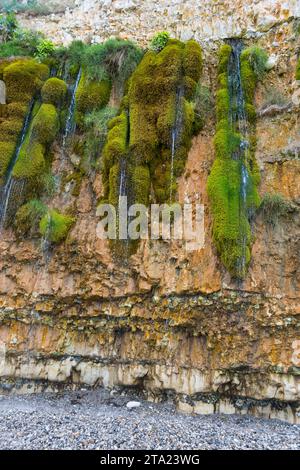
left=0, top=59, right=49, bottom=181
left=41, top=77, right=67, bottom=106
left=39, top=209, right=75, bottom=243
left=207, top=43, right=263, bottom=279
left=102, top=38, right=203, bottom=209
left=75, top=71, right=111, bottom=128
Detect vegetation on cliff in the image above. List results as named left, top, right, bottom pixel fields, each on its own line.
left=207, top=43, right=266, bottom=279
left=101, top=38, right=203, bottom=209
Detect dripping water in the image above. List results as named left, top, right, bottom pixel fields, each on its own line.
left=62, top=67, right=82, bottom=149
left=0, top=98, right=35, bottom=227
left=169, top=85, right=184, bottom=204
left=227, top=39, right=251, bottom=277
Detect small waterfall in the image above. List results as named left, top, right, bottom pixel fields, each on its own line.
left=62, top=68, right=82, bottom=149
left=119, top=158, right=127, bottom=197
left=227, top=39, right=251, bottom=277
left=169, top=86, right=184, bottom=203
left=0, top=99, right=35, bottom=227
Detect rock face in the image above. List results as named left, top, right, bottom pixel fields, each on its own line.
left=18, top=0, right=300, bottom=46
left=0, top=5, right=299, bottom=423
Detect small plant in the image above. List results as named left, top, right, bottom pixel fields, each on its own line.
left=0, top=11, right=17, bottom=42
left=150, top=31, right=170, bottom=52
left=35, top=39, right=55, bottom=60
left=243, top=46, right=268, bottom=81
left=260, top=193, right=294, bottom=226
left=40, top=209, right=75, bottom=243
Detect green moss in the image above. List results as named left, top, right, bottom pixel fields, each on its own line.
left=131, top=165, right=150, bottom=205
left=14, top=199, right=47, bottom=237
left=296, top=57, right=300, bottom=80
left=13, top=141, right=46, bottom=179
left=101, top=37, right=203, bottom=253
left=207, top=43, right=262, bottom=279
left=0, top=141, right=14, bottom=177
left=183, top=40, right=203, bottom=83
left=75, top=71, right=111, bottom=127
left=31, top=103, right=59, bottom=145
left=39, top=209, right=75, bottom=243
left=3, top=59, right=49, bottom=103
left=218, top=44, right=232, bottom=74
left=41, top=77, right=67, bottom=106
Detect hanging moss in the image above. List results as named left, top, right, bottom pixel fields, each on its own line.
left=102, top=38, right=203, bottom=213
left=75, top=71, right=111, bottom=127
left=39, top=209, right=75, bottom=243
left=3, top=59, right=49, bottom=103
left=41, top=77, right=67, bottom=106
left=207, top=42, right=263, bottom=279
left=0, top=59, right=49, bottom=183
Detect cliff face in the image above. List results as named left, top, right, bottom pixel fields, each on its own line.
left=18, top=0, right=300, bottom=46
left=0, top=3, right=299, bottom=423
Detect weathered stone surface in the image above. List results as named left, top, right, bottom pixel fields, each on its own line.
left=17, top=0, right=300, bottom=46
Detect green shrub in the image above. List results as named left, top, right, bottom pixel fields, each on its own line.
left=259, top=193, right=294, bottom=226
left=241, top=46, right=268, bottom=81
left=35, top=39, right=55, bottom=60
left=40, top=209, right=75, bottom=243
left=83, top=38, right=143, bottom=90
left=0, top=12, right=18, bottom=42
left=150, top=31, right=170, bottom=52
left=14, top=199, right=47, bottom=237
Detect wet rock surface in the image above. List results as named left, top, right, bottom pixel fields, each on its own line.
left=0, top=389, right=299, bottom=450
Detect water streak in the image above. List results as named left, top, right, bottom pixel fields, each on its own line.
left=169, top=86, right=184, bottom=203
left=62, top=68, right=82, bottom=149
left=227, top=40, right=251, bottom=277
left=0, top=99, right=35, bottom=226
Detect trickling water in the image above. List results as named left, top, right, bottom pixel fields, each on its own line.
left=227, top=39, right=251, bottom=277
left=0, top=99, right=35, bottom=227
left=169, top=86, right=184, bottom=203
left=119, top=158, right=127, bottom=198
left=62, top=68, right=82, bottom=149
left=40, top=211, right=52, bottom=261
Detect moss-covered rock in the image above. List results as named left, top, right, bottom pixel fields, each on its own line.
left=102, top=38, right=203, bottom=212
left=41, top=77, right=67, bottom=106
left=296, top=57, right=300, bottom=80
left=75, top=71, right=111, bottom=127
left=207, top=42, right=262, bottom=279
left=31, top=103, right=59, bottom=145
left=40, top=209, right=75, bottom=243
left=3, top=59, right=49, bottom=103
